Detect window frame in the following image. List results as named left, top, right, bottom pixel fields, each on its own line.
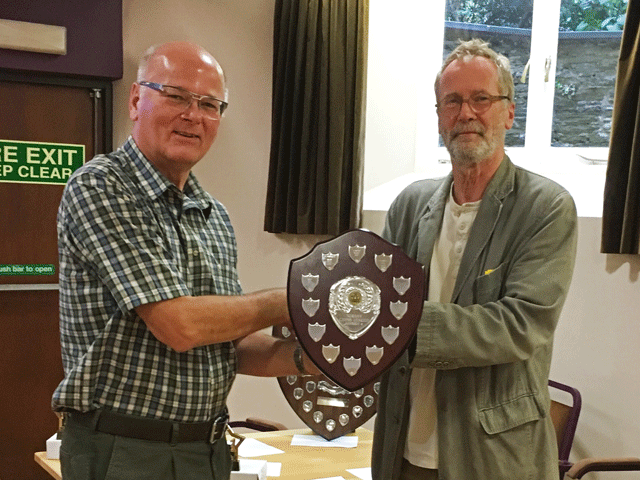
left=364, top=0, right=617, bottom=217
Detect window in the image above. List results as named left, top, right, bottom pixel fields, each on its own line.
left=440, top=0, right=627, bottom=150
left=364, top=0, right=628, bottom=217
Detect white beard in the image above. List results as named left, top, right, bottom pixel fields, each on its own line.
left=444, top=121, right=504, bottom=167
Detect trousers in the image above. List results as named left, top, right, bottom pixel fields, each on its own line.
left=400, top=458, right=438, bottom=480
left=60, top=413, right=232, bottom=480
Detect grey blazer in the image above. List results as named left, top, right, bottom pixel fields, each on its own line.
left=372, top=157, right=578, bottom=480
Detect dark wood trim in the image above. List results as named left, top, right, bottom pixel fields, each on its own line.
left=0, top=69, right=113, bottom=153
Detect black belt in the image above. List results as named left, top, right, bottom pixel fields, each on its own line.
left=66, top=409, right=228, bottom=444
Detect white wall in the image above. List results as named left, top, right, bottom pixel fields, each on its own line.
left=119, top=0, right=640, bottom=474
left=552, top=217, right=640, bottom=469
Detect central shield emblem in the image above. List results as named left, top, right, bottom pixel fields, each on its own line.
left=287, top=229, right=425, bottom=392
left=328, top=276, right=381, bottom=340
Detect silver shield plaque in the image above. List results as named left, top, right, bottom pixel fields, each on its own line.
left=328, top=276, right=381, bottom=340
left=287, top=229, right=425, bottom=392
left=274, top=328, right=380, bottom=441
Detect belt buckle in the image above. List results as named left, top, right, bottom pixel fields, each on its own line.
left=209, top=415, right=228, bottom=443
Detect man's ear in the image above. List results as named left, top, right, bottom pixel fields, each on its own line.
left=129, top=82, right=141, bottom=121
left=505, top=101, right=515, bottom=130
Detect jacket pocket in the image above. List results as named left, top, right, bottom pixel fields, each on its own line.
left=478, top=393, right=543, bottom=434
left=474, top=262, right=505, bottom=304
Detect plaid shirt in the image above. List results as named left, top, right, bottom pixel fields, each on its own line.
left=53, top=137, right=241, bottom=422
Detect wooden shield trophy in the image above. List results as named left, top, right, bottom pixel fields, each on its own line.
left=280, top=229, right=425, bottom=439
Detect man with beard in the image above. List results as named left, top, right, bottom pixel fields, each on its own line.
left=371, top=39, right=578, bottom=480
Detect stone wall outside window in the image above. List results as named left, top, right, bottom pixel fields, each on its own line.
left=443, top=24, right=622, bottom=147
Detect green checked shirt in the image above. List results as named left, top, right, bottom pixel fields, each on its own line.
left=52, top=136, right=240, bottom=423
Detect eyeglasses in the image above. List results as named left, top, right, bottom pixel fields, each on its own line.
left=436, top=93, right=510, bottom=116
left=139, top=81, right=228, bottom=119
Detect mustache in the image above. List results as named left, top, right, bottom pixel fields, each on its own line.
left=451, top=122, right=485, bottom=138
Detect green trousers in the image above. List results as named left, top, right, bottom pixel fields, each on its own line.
left=60, top=415, right=232, bottom=480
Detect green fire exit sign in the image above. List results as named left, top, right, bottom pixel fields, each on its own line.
left=0, top=139, right=85, bottom=186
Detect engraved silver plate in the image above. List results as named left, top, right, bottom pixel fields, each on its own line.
left=322, top=344, right=340, bottom=364
left=308, top=322, right=326, bottom=342
left=382, top=325, right=400, bottom=345
left=348, top=244, right=366, bottom=263
left=393, top=276, right=411, bottom=295
left=322, top=252, right=339, bottom=270
left=302, top=273, right=320, bottom=292
left=375, top=253, right=392, bottom=272
left=339, top=414, right=349, bottom=426
left=366, top=345, right=384, bottom=365
left=328, top=276, right=381, bottom=340
left=317, top=397, right=348, bottom=407
left=302, top=298, right=320, bottom=317
left=343, top=356, right=362, bottom=376
left=389, top=300, right=408, bottom=320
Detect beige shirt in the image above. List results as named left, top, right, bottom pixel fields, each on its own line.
left=404, top=188, right=480, bottom=468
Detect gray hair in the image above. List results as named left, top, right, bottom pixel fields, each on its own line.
left=136, top=44, right=160, bottom=82
left=435, top=38, right=514, bottom=102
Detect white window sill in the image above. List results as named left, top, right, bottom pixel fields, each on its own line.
left=363, top=148, right=607, bottom=220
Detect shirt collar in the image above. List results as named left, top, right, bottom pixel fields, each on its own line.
left=122, top=136, right=214, bottom=218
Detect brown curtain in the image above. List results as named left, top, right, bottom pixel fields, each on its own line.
left=602, top=0, right=640, bottom=254
left=264, top=0, right=369, bottom=235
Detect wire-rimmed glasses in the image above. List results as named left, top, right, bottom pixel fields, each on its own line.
left=139, top=81, right=228, bottom=119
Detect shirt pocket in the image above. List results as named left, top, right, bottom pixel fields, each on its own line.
left=474, top=262, right=505, bottom=304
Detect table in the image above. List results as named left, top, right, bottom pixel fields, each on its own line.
left=35, top=427, right=373, bottom=480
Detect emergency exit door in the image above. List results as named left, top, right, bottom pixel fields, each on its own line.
left=0, top=74, right=111, bottom=480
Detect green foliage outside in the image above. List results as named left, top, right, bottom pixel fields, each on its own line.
left=445, top=0, right=628, bottom=31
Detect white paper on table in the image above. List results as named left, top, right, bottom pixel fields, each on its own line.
left=238, top=438, right=285, bottom=457
left=290, top=434, right=358, bottom=448
left=347, top=467, right=372, bottom=480
left=266, top=462, right=282, bottom=477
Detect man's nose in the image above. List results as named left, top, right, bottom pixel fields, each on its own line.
left=181, top=98, right=204, bottom=119
left=457, top=99, right=477, bottom=120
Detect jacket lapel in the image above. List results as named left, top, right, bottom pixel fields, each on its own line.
left=451, top=158, right=515, bottom=302
left=416, top=176, right=452, bottom=272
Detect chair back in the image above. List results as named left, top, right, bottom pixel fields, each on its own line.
left=228, top=417, right=287, bottom=432
left=549, top=380, right=582, bottom=478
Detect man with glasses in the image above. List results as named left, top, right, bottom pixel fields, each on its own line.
left=371, top=39, right=578, bottom=480
left=53, top=41, right=317, bottom=480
